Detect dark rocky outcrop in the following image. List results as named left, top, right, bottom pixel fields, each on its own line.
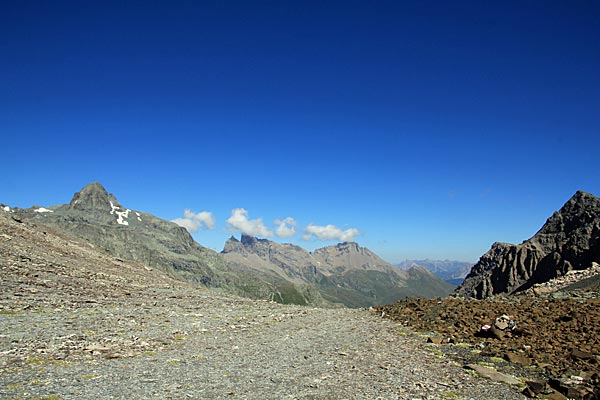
left=456, top=191, right=600, bottom=299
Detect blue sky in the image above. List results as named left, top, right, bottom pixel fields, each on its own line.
left=1, top=1, right=599, bottom=263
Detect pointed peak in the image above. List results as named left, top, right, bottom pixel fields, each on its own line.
left=222, top=235, right=243, bottom=254
left=226, top=235, right=240, bottom=243
left=557, top=190, right=600, bottom=214
left=69, top=182, right=121, bottom=211
left=569, top=190, right=598, bottom=203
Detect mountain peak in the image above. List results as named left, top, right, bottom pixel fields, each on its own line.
left=535, top=190, right=600, bottom=237
left=240, top=234, right=271, bottom=246
left=562, top=190, right=599, bottom=210
left=240, top=233, right=257, bottom=245
left=69, top=182, right=122, bottom=211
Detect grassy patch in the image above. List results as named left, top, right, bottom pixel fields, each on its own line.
left=25, top=357, right=73, bottom=367
left=476, top=361, right=496, bottom=369
left=452, top=342, right=472, bottom=348
left=0, top=310, right=20, bottom=315
left=80, top=374, right=100, bottom=380
left=440, top=391, right=461, bottom=399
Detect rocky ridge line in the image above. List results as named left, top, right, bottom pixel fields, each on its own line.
left=456, top=191, right=600, bottom=299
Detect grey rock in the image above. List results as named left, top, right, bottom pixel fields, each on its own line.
left=464, top=364, right=521, bottom=385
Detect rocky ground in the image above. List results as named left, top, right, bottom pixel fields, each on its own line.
left=0, top=211, right=529, bottom=399
left=377, top=288, right=600, bottom=399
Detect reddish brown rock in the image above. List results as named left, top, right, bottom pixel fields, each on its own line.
left=505, top=352, right=532, bottom=366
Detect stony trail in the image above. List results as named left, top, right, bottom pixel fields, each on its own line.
left=0, top=211, right=524, bottom=399
left=1, top=289, right=525, bottom=400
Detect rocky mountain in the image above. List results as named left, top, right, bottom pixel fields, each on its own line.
left=9, top=182, right=452, bottom=307
left=223, top=235, right=455, bottom=307
left=456, top=190, right=600, bottom=299
left=0, top=202, right=189, bottom=310
left=395, top=259, right=473, bottom=285
left=12, top=182, right=277, bottom=299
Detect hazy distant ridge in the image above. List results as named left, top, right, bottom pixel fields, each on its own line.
left=395, top=259, right=473, bottom=284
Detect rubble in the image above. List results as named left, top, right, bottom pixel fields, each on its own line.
left=377, top=292, right=600, bottom=399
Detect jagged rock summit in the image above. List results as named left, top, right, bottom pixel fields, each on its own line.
left=456, top=190, right=600, bottom=299
left=69, top=181, right=122, bottom=211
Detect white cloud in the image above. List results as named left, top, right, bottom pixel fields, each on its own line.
left=303, top=224, right=360, bottom=242
left=172, top=209, right=216, bottom=233
left=274, top=217, right=297, bottom=238
left=226, top=208, right=273, bottom=237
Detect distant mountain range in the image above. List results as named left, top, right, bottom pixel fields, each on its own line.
left=223, top=235, right=454, bottom=307
left=5, top=182, right=453, bottom=307
left=395, top=259, right=473, bottom=285
left=456, top=190, right=600, bottom=299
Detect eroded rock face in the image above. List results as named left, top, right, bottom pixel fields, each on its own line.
left=456, top=191, right=600, bottom=299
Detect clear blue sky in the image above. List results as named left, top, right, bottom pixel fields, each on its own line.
left=1, top=1, right=599, bottom=263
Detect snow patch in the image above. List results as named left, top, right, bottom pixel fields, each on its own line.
left=2, top=206, right=10, bottom=212
left=34, top=207, right=54, bottom=213
left=109, top=201, right=131, bottom=226
left=135, top=212, right=142, bottom=222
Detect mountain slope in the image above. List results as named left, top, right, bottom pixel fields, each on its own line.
left=223, top=235, right=455, bottom=307
left=456, top=191, right=600, bottom=299
left=14, top=182, right=281, bottom=299
left=0, top=206, right=189, bottom=310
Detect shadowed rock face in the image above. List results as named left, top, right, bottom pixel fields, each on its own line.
left=456, top=191, right=600, bottom=299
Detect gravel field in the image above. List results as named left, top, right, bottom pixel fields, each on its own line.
left=0, top=211, right=525, bottom=399
left=1, top=289, right=525, bottom=400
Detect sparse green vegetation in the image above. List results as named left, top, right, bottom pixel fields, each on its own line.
left=80, top=374, right=100, bottom=380
left=25, top=358, right=72, bottom=367
left=0, top=310, right=20, bottom=315
left=440, top=391, right=461, bottom=399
